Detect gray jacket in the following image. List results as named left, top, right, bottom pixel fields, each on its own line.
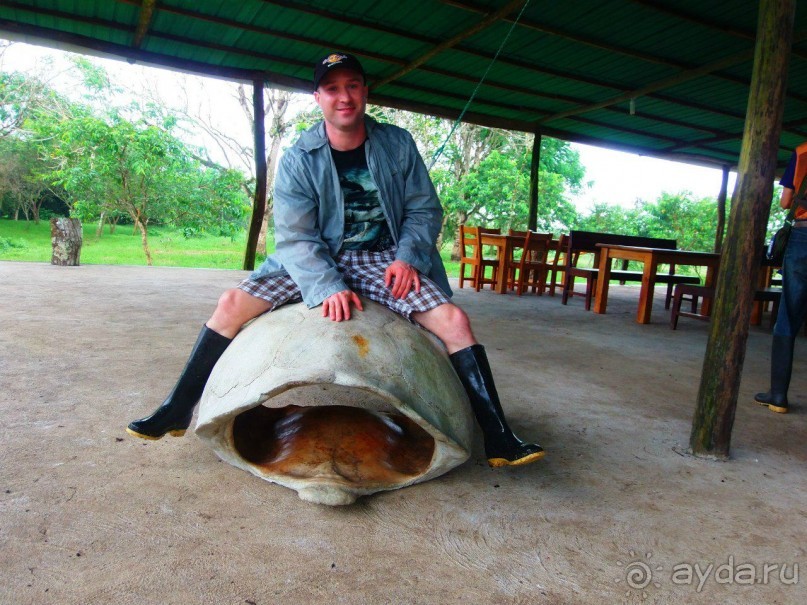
left=250, top=116, right=452, bottom=308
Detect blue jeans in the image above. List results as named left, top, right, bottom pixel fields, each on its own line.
left=773, top=226, right=807, bottom=338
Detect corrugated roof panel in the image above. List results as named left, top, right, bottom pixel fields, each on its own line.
left=1, top=0, right=806, bottom=168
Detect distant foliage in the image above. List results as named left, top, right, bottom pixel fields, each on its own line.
left=0, top=61, right=251, bottom=264
left=576, top=191, right=723, bottom=251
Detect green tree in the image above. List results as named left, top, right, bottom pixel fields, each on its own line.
left=577, top=191, right=725, bottom=252
left=766, top=186, right=788, bottom=242
left=435, top=132, right=585, bottom=246
left=34, top=113, right=249, bottom=264
left=0, top=137, right=51, bottom=222
left=643, top=191, right=719, bottom=251
left=577, top=201, right=643, bottom=235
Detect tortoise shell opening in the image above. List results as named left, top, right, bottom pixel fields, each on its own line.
left=232, top=404, right=436, bottom=488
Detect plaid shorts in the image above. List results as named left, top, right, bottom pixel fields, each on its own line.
left=237, top=248, right=451, bottom=320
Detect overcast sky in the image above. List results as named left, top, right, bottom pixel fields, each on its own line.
left=570, top=143, right=738, bottom=210
left=2, top=39, right=739, bottom=212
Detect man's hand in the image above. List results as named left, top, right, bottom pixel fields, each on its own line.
left=385, top=259, right=421, bottom=299
left=322, top=289, right=364, bottom=322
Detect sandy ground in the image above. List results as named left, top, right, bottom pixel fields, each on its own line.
left=0, top=260, right=805, bottom=605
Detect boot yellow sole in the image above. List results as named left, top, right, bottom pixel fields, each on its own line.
left=125, top=427, right=187, bottom=440
left=488, top=450, right=545, bottom=468
left=768, top=404, right=789, bottom=414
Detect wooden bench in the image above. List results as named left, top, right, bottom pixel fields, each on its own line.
left=670, top=284, right=781, bottom=329
left=561, top=230, right=701, bottom=310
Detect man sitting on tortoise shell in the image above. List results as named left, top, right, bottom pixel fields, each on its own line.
left=127, top=52, right=544, bottom=468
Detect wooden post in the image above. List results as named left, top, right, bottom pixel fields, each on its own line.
left=527, top=131, right=541, bottom=231
left=690, top=0, right=795, bottom=458
left=713, top=165, right=730, bottom=253
left=50, top=217, right=82, bottom=266
left=243, top=77, right=268, bottom=271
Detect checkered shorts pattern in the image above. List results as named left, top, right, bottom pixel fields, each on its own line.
left=237, top=248, right=450, bottom=320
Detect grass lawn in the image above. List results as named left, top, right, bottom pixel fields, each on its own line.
left=0, top=218, right=462, bottom=276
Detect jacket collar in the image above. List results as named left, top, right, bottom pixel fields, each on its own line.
left=296, top=116, right=378, bottom=153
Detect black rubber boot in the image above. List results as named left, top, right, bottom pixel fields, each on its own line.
left=754, top=335, right=795, bottom=414
left=127, top=326, right=232, bottom=439
left=449, top=344, right=544, bottom=467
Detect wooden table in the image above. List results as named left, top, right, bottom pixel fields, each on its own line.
left=592, top=245, right=721, bottom=324
left=478, top=233, right=525, bottom=294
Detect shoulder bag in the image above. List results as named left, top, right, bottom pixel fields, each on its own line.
left=767, top=179, right=806, bottom=265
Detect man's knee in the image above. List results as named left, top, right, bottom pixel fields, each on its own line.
left=425, top=303, right=473, bottom=336
left=214, top=288, right=245, bottom=319
left=443, top=303, right=472, bottom=330
left=211, top=288, right=269, bottom=328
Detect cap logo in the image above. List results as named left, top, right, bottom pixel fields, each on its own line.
left=323, top=53, right=347, bottom=66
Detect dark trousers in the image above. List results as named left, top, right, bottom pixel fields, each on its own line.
left=774, top=226, right=807, bottom=338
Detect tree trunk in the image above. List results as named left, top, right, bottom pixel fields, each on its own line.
left=256, top=134, right=282, bottom=255
left=134, top=216, right=153, bottom=266
left=450, top=212, right=469, bottom=261
left=713, top=166, right=729, bottom=253
left=50, top=217, right=82, bottom=266
left=690, top=0, right=794, bottom=458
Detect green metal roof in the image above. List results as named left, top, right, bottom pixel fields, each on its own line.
left=1, top=0, right=805, bottom=170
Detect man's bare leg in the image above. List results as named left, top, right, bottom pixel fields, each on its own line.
left=414, top=303, right=544, bottom=467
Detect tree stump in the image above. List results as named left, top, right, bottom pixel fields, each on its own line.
left=50, top=218, right=83, bottom=266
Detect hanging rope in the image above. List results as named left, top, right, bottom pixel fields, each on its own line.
left=428, top=0, right=533, bottom=170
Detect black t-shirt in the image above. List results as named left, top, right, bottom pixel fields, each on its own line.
left=330, top=142, right=394, bottom=251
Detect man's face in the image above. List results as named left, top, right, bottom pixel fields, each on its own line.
left=314, top=69, right=368, bottom=133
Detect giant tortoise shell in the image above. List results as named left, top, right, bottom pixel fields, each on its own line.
left=195, top=298, right=474, bottom=505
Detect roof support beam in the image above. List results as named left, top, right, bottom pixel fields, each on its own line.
left=540, top=47, right=756, bottom=124
left=690, top=0, right=795, bottom=458
left=663, top=121, right=807, bottom=156
left=373, top=0, right=525, bottom=89
left=527, top=131, right=540, bottom=231
left=132, top=0, right=157, bottom=49
left=244, top=77, right=267, bottom=271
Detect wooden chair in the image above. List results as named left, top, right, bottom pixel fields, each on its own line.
left=514, top=231, right=553, bottom=296
left=506, top=229, right=529, bottom=290
left=458, top=225, right=500, bottom=291
left=545, top=234, right=569, bottom=296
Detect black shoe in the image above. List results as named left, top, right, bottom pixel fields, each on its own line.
left=754, top=391, right=789, bottom=414
left=449, top=344, right=544, bottom=467
left=127, top=326, right=232, bottom=440
left=753, top=335, right=795, bottom=415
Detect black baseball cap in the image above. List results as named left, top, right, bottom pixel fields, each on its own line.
left=313, top=52, right=366, bottom=90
